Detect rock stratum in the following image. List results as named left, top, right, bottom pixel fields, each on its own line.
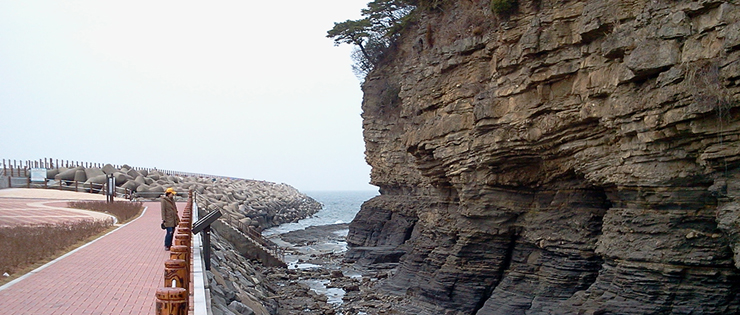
left=347, top=0, right=740, bottom=314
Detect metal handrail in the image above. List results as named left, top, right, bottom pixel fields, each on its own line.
left=2, top=176, right=138, bottom=200
left=224, top=216, right=284, bottom=261
left=2, top=158, right=242, bottom=181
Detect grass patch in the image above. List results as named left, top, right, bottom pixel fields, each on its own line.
left=0, top=220, right=114, bottom=284
left=67, top=200, right=144, bottom=223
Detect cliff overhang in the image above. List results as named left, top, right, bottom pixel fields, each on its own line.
left=349, top=0, right=740, bottom=314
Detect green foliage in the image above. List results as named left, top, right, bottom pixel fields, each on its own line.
left=380, top=82, right=402, bottom=107
left=327, top=19, right=374, bottom=48
left=350, top=37, right=388, bottom=78
left=491, top=0, right=516, bottom=14
left=327, top=0, right=416, bottom=79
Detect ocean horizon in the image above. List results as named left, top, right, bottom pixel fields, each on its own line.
left=262, top=190, right=379, bottom=236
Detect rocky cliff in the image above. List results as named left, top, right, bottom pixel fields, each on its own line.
left=347, top=0, right=740, bottom=314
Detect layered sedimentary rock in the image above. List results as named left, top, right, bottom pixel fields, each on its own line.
left=348, top=0, right=740, bottom=314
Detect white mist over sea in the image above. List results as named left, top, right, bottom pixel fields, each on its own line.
left=262, top=190, right=379, bottom=236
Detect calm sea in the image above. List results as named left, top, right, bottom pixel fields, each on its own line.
left=262, top=190, right=379, bottom=236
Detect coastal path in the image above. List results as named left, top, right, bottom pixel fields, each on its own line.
left=0, top=190, right=184, bottom=314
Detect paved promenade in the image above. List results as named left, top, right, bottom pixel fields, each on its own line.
left=0, top=190, right=182, bottom=314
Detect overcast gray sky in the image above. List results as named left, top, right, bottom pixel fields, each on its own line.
left=0, top=0, right=375, bottom=191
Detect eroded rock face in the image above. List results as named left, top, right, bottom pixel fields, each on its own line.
left=348, top=0, right=740, bottom=314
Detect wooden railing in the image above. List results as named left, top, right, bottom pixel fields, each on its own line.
left=2, top=175, right=137, bottom=200
left=1, top=158, right=241, bottom=179
left=155, top=191, right=195, bottom=315
left=224, top=216, right=284, bottom=261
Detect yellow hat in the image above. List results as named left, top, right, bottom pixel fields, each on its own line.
left=166, top=187, right=177, bottom=195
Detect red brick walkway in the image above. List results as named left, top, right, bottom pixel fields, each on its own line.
left=0, top=201, right=183, bottom=315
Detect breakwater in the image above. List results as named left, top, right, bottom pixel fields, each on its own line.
left=1, top=159, right=322, bottom=230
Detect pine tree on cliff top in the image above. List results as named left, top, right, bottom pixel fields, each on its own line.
left=327, top=0, right=415, bottom=78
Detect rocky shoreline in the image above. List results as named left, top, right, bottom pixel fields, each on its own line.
left=207, top=219, right=404, bottom=315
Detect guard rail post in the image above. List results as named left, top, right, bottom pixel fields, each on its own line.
left=164, top=259, right=188, bottom=291
left=155, top=287, right=188, bottom=315
left=156, top=190, right=195, bottom=315
left=173, top=231, right=191, bottom=275
left=175, top=227, right=191, bottom=248
left=170, top=245, right=189, bottom=263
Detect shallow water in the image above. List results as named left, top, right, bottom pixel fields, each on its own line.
left=263, top=190, right=378, bottom=236
left=303, top=279, right=345, bottom=305
left=264, top=191, right=378, bottom=309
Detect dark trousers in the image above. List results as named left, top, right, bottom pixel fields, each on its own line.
left=165, top=227, right=175, bottom=248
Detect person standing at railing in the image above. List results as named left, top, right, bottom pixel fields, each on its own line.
left=161, top=187, right=180, bottom=251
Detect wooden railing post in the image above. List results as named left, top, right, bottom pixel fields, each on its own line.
left=156, top=189, right=198, bottom=314
left=163, top=259, right=188, bottom=290
left=174, top=230, right=191, bottom=249
left=169, top=245, right=189, bottom=262
left=155, top=287, right=187, bottom=315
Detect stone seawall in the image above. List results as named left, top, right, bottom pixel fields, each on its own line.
left=38, top=163, right=322, bottom=230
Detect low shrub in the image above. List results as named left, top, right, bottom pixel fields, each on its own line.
left=67, top=200, right=144, bottom=223
left=491, top=0, right=517, bottom=14
left=0, top=220, right=113, bottom=277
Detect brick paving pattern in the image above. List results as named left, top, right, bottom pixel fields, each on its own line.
left=0, top=201, right=182, bottom=314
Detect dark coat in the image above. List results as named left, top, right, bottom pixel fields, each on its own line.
left=161, top=195, right=179, bottom=227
